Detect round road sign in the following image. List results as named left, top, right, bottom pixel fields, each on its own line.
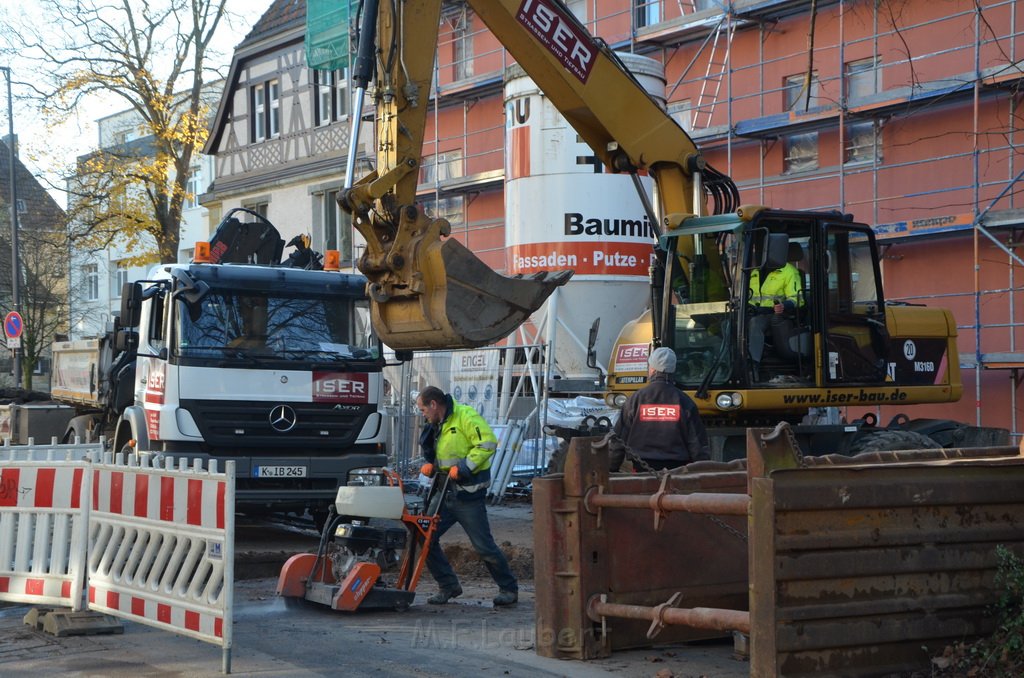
left=4, top=311, right=23, bottom=339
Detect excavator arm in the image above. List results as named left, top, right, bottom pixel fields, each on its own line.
left=341, top=0, right=736, bottom=351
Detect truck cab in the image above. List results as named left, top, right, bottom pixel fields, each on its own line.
left=119, top=261, right=388, bottom=521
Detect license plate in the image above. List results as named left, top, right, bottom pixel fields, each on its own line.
left=253, top=465, right=307, bottom=478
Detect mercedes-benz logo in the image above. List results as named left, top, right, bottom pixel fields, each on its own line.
left=269, top=404, right=297, bottom=432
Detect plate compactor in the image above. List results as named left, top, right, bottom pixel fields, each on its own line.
left=277, top=468, right=449, bottom=611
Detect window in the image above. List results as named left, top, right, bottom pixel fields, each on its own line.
left=323, top=189, right=352, bottom=264
left=453, top=13, right=474, bottom=80
left=784, top=72, right=822, bottom=112
left=845, top=57, right=880, bottom=102
left=251, top=79, right=280, bottom=143
left=112, top=262, right=129, bottom=298
left=314, top=68, right=351, bottom=125
left=845, top=120, right=881, bottom=164
left=268, top=80, right=280, bottom=138
left=149, top=289, right=166, bottom=350
left=566, top=0, right=587, bottom=20
left=84, top=264, right=99, bottom=301
left=421, top=195, right=464, bottom=229
left=175, top=291, right=376, bottom=364
left=420, top=150, right=464, bottom=185
left=635, top=0, right=660, bottom=28
left=783, top=132, right=819, bottom=173
left=244, top=201, right=269, bottom=221
left=252, top=83, right=265, bottom=142
left=316, top=70, right=333, bottom=125
left=184, top=172, right=203, bottom=209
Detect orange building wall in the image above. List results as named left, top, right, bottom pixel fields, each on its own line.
left=422, top=0, right=1024, bottom=437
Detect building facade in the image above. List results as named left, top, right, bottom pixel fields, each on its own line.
left=207, top=0, right=1024, bottom=438
left=202, top=0, right=361, bottom=268
left=69, top=94, right=220, bottom=339
left=0, top=136, right=68, bottom=388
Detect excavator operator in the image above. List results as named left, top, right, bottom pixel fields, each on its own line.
left=748, top=242, right=804, bottom=377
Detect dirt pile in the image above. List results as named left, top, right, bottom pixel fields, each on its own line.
left=438, top=500, right=535, bottom=581
left=0, top=388, right=54, bottom=404
left=440, top=541, right=533, bottom=581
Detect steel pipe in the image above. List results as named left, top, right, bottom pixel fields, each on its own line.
left=586, top=488, right=749, bottom=516
left=589, top=598, right=751, bottom=634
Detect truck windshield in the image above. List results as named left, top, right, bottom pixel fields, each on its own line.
left=174, top=290, right=378, bottom=363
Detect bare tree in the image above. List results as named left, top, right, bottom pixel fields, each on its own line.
left=1, top=0, right=233, bottom=264
left=0, top=223, right=70, bottom=389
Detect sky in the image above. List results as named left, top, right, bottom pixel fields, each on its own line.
left=2, top=1, right=269, bottom=208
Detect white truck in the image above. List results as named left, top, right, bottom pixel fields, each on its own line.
left=51, top=211, right=389, bottom=523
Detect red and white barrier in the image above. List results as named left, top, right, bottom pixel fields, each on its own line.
left=0, top=449, right=93, bottom=609
left=86, top=453, right=235, bottom=668
left=2, top=436, right=105, bottom=462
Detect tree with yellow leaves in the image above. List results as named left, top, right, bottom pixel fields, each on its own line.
left=1, top=0, right=238, bottom=264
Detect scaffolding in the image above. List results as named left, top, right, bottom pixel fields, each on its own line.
left=424, top=0, right=1024, bottom=437
left=649, top=0, right=1024, bottom=435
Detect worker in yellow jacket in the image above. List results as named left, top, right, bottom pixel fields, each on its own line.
left=748, top=261, right=804, bottom=375
left=417, top=385, right=518, bottom=607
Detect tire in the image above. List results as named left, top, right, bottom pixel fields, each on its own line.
left=848, top=430, right=941, bottom=454
left=311, top=510, right=330, bottom=533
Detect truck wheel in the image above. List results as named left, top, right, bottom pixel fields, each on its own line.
left=62, top=416, right=97, bottom=444
left=848, top=430, right=941, bottom=454
left=311, top=510, right=330, bottom=533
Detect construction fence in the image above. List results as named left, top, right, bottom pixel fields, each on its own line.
left=0, top=440, right=235, bottom=673
left=380, top=345, right=619, bottom=499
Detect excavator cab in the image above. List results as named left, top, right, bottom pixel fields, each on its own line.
left=642, top=209, right=895, bottom=397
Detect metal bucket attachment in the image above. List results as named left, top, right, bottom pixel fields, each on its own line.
left=367, top=237, right=572, bottom=351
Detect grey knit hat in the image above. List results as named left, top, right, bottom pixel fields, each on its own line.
left=648, top=346, right=676, bottom=373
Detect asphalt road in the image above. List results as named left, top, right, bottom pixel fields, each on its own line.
left=0, top=578, right=748, bottom=677
left=0, top=507, right=748, bottom=676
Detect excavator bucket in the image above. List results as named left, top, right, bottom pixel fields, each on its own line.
left=366, top=235, right=572, bottom=351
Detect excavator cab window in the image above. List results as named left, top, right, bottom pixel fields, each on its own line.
left=661, top=228, right=738, bottom=387
left=822, top=224, right=888, bottom=384
left=741, top=218, right=817, bottom=383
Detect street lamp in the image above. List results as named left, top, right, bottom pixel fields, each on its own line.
left=0, top=66, right=21, bottom=387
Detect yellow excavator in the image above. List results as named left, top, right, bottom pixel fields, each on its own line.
left=339, top=0, right=1007, bottom=457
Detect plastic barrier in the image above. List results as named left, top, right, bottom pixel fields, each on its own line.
left=2, top=436, right=105, bottom=462
left=0, top=448, right=93, bottom=609
left=87, top=453, right=235, bottom=671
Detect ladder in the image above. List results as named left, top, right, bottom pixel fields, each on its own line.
left=691, top=17, right=734, bottom=130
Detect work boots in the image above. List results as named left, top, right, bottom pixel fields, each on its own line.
left=493, top=590, right=518, bottom=606
left=427, top=586, right=463, bottom=605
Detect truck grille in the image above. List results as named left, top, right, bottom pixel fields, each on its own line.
left=179, top=399, right=374, bottom=449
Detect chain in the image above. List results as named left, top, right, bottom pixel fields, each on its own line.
left=705, top=512, right=748, bottom=542
left=624, top=447, right=658, bottom=473
left=624, top=448, right=747, bottom=543
left=785, top=422, right=807, bottom=467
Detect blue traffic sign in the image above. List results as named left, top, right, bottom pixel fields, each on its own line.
left=4, top=311, right=23, bottom=339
